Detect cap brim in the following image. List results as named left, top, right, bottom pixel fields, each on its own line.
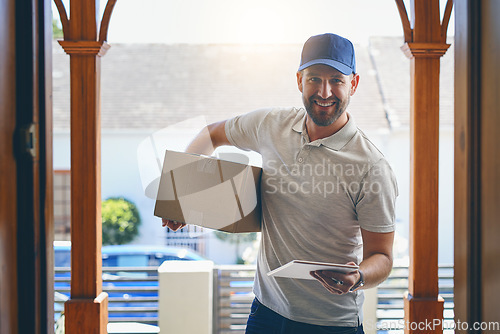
left=298, top=59, right=353, bottom=75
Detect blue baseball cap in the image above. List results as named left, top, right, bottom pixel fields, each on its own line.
left=298, top=33, right=356, bottom=75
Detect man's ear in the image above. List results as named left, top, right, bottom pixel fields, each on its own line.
left=350, top=73, right=360, bottom=96
left=296, top=71, right=303, bottom=93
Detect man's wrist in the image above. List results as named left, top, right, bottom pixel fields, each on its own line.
left=350, top=270, right=365, bottom=291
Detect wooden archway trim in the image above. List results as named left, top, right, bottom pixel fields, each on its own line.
left=53, top=0, right=70, bottom=39
left=396, top=0, right=454, bottom=44
left=401, top=42, right=450, bottom=58
left=54, top=0, right=118, bottom=43
left=59, top=41, right=110, bottom=57
left=441, top=0, right=453, bottom=41
left=395, top=0, right=412, bottom=42
left=99, top=0, right=118, bottom=42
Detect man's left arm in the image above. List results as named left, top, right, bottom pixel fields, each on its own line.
left=357, top=228, right=394, bottom=289
left=310, top=229, right=394, bottom=294
left=311, top=159, right=397, bottom=294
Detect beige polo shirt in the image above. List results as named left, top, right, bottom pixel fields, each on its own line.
left=225, top=107, right=398, bottom=327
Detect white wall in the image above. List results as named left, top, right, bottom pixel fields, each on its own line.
left=438, top=128, right=454, bottom=264
left=377, top=128, right=455, bottom=265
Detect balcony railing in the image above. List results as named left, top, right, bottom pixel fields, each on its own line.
left=210, top=264, right=455, bottom=334
left=55, top=266, right=160, bottom=325
left=376, top=264, right=454, bottom=332
left=213, top=265, right=256, bottom=333
left=55, top=264, right=454, bottom=333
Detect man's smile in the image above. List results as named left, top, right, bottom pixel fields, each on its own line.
left=313, top=99, right=336, bottom=108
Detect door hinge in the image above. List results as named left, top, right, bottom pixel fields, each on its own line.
left=20, top=123, right=39, bottom=159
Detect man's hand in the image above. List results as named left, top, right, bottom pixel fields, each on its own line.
left=310, top=262, right=360, bottom=295
left=162, top=218, right=186, bottom=231
left=311, top=230, right=394, bottom=295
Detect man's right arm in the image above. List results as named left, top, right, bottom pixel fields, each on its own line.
left=185, top=120, right=231, bottom=155
left=162, top=120, right=231, bottom=231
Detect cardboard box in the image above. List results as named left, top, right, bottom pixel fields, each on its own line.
left=154, top=150, right=262, bottom=233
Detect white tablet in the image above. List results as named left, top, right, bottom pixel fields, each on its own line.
left=267, top=260, right=359, bottom=280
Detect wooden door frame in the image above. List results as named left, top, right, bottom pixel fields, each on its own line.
left=0, top=0, right=19, bottom=331
left=13, top=0, right=54, bottom=333
left=454, top=0, right=482, bottom=328
left=454, top=0, right=500, bottom=331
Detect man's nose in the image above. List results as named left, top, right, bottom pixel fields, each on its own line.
left=318, top=81, right=333, bottom=99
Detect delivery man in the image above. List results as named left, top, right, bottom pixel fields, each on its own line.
left=162, top=33, right=397, bottom=334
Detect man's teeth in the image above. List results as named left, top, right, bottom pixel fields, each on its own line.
left=315, top=101, right=335, bottom=107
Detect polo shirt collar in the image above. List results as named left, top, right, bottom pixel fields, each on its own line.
left=292, top=111, right=357, bottom=151
left=291, top=110, right=305, bottom=133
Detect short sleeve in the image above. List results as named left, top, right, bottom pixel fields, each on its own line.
left=355, top=158, right=398, bottom=233
left=224, top=108, right=273, bottom=153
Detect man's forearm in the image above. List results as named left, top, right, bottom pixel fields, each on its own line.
left=358, top=252, right=393, bottom=289
left=185, top=126, right=216, bottom=155
left=185, top=121, right=228, bottom=155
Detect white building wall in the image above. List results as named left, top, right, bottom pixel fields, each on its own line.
left=378, top=128, right=455, bottom=265
left=438, top=128, right=454, bottom=265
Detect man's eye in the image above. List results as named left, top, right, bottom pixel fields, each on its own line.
left=310, top=78, right=320, bottom=82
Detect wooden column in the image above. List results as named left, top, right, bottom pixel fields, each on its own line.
left=60, top=40, right=109, bottom=333
left=54, top=0, right=117, bottom=332
left=395, top=1, right=452, bottom=333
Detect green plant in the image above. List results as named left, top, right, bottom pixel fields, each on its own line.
left=102, top=197, right=141, bottom=245
left=52, top=19, right=63, bottom=39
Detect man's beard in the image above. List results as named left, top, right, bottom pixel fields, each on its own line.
left=303, top=94, right=350, bottom=127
